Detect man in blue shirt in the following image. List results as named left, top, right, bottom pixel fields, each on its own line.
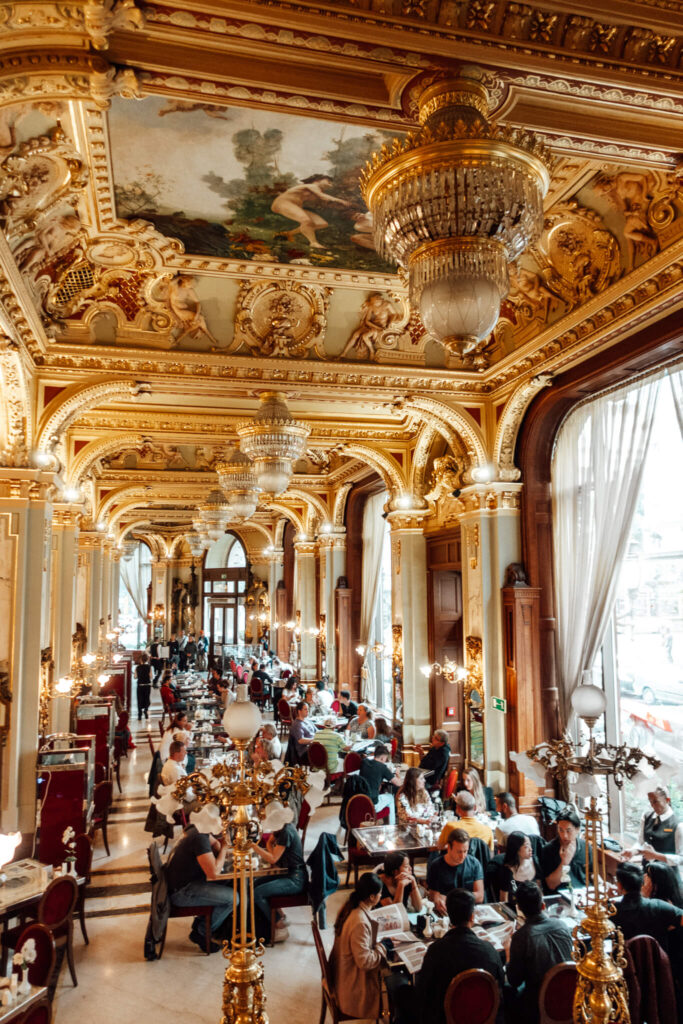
left=426, top=827, right=484, bottom=913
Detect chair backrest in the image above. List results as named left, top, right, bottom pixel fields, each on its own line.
left=117, top=711, right=129, bottom=730
left=390, top=736, right=398, bottom=759
left=311, top=918, right=335, bottom=995
left=444, top=969, right=500, bottom=1024
left=147, top=734, right=155, bottom=756
left=74, top=833, right=93, bottom=882
left=14, top=923, right=56, bottom=987
left=20, top=999, right=51, bottom=1024
left=442, top=768, right=458, bottom=802
left=250, top=677, right=264, bottom=696
left=345, top=793, right=376, bottom=830
left=278, top=698, right=292, bottom=723
left=94, top=761, right=108, bottom=786
left=343, top=751, right=362, bottom=775
left=298, top=798, right=311, bottom=832
left=538, top=962, right=578, bottom=1024
left=93, top=779, right=113, bottom=815
left=308, top=741, right=329, bottom=772
left=158, top=720, right=165, bottom=737
left=331, top=699, right=341, bottom=713
left=37, top=874, right=78, bottom=931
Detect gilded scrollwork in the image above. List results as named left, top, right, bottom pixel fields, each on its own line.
left=531, top=202, right=621, bottom=308
left=233, top=280, right=330, bottom=358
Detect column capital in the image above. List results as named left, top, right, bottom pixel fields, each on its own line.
left=316, top=527, right=346, bottom=549
left=0, top=467, right=57, bottom=502
left=387, top=509, right=431, bottom=532
left=293, top=540, right=317, bottom=556
left=51, top=503, right=81, bottom=529
left=78, top=531, right=104, bottom=551
left=457, top=482, right=523, bottom=517
left=262, top=546, right=284, bottom=564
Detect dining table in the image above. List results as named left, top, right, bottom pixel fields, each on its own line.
left=0, top=985, right=48, bottom=1023
left=351, top=823, right=441, bottom=867
left=0, top=859, right=84, bottom=973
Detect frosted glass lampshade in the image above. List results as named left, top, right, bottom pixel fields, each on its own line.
left=222, top=684, right=262, bottom=741
left=253, top=458, right=292, bottom=496
left=571, top=684, right=607, bottom=723
left=418, top=274, right=502, bottom=351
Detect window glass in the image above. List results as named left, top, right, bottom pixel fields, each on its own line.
left=213, top=580, right=228, bottom=593
left=228, top=540, right=247, bottom=568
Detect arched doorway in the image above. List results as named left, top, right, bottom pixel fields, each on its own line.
left=202, top=532, right=249, bottom=666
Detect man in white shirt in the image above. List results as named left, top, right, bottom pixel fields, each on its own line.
left=161, top=740, right=195, bottom=808
left=495, top=792, right=540, bottom=847
left=626, top=786, right=683, bottom=866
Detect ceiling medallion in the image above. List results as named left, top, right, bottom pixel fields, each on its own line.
left=215, top=447, right=262, bottom=522
left=236, top=392, right=310, bottom=497
left=361, top=67, right=552, bottom=365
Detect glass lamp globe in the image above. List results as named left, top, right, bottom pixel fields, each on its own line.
left=571, top=683, right=607, bottom=727
left=253, top=458, right=292, bottom=496
left=418, top=273, right=502, bottom=355
left=222, top=684, right=262, bottom=742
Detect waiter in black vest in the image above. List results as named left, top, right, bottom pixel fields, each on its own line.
left=627, top=786, right=683, bottom=865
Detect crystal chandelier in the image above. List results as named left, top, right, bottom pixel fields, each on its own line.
left=236, top=392, right=310, bottom=496
left=197, top=488, right=233, bottom=542
left=361, top=68, right=552, bottom=362
left=215, top=447, right=261, bottom=522
left=119, top=540, right=137, bottom=560
left=186, top=531, right=205, bottom=558
left=192, top=517, right=213, bottom=550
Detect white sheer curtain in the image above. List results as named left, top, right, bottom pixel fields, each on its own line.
left=552, top=373, right=662, bottom=725
left=359, top=491, right=387, bottom=703
left=120, top=543, right=152, bottom=624
left=670, top=366, right=683, bottom=438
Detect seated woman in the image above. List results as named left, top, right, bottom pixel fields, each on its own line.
left=331, top=872, right=386, bottom=1020
left=251, top=822, right=306, bottom=943
left=457, top=766, right=496, bottom=815
left=379, top=852, right=423, bottom=912
left=160, top=711, right=191, bottom=761
left=374, top=716, right=394, bottom=746
left=348, top=703, right=376, bottom=741
left=643, top=861, right=683, bottom=905
left=497, top=831, right=541, bottom=903
left=397, top=767, right=435, bottom=825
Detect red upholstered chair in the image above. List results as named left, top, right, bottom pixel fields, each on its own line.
left=74, top=833, right=93, bottom=944
left=162, top=905, right=215, bottom=957
left=343, top=751, right=362, bottom=776
left=297, top=799, right=312, bottom=852
left=308, top=742, right=343, bottom=804
left=277, top=698, right=293, bottom=736
left=442, top=768, right=459, bottom=804
left=390, top=736, right=398, bottom=760
left=312, top=918, right=355, bottom=1024
left=19, top=999, right=52, bottom=1024
left=37, top=875, right=79, bottom=987
left=90, top=780, right=113, bottom=856
left=112, top=737, right=123, bottom=795
left=331, top=699, right=341, bottom=713
left=13, top=923, right=56, bottom=988
left=444, top=969, right=500, bottom=1024
left=94, top=761, right=108, bottom=786
left=158, top=720, right=165, bottom=738
left=344, top=793, right=382, bottom=885
left=538, top=962, right=578, bottom=1024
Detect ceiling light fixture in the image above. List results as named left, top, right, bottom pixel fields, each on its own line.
left=197, top=488, right=233, bottom=542
left=361, top=67, right=551, bottom=365
left=236, top=392, right=310, bottom=497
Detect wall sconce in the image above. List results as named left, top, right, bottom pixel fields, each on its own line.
left=420, top=660, right=468, bottom=683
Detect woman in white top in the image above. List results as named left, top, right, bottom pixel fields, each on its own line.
left=160, top=712, right=191, bottom=761
left=498, top=832, right=541, bottom=903
left=397, top=767, right=435, bottom=825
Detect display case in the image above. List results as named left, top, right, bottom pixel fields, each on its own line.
left=74, top=697, right=115, bottom=777
left=36, top=733, right=95, bottom=865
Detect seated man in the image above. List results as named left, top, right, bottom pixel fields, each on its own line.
left=415, top=888, right=504, bottom=1024
left=260, top=722, right=282, bottom=761
left=540, top=808, right=587, bottom=892
left=419, top=730, right=451, bottom=787
left=627, top=786, right=683, bottom=866
left=313, top=716, right=349, bottom=773
left=614, top=862, right=683, bottom=947
left=166, top=822, right=234, bottom=952
left=338, top=688, right=358, bottom=719
left=439, top=790, right=494, bottom=851
left=495, top=791, right=541, bottom=847
left=250, top=662, right=273, bottom=700
left=359, top=743, right=402, bottom=825
left=160, top=740, right=196, bottom=812
left=505, top=881, right=573, bottom=1023
left=427, top=828, right=485, bottom=910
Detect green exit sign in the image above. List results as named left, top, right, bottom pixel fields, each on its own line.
left=491, top=696, right=507, bottom=713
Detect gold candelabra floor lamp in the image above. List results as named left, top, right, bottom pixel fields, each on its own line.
left=512, top=680, right=664, bottom=1024
left=155, top=685, right=325, bottom=1024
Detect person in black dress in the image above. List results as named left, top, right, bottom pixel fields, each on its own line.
left=378, top=851, right=423, bottom=912
left=135, top=653, right=152, bottom=720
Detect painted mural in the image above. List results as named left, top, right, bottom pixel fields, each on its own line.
left=108, top=97, right=399, bottom=272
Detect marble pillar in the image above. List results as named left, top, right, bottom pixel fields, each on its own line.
left=110, top=553, right=120, bottom=628
left=266, top=548, right=284, bottom=656
left=79, top=533, right=103, bottom=652
left=0, top=469, right=54, bottom=833
left=459, top=483, right=523, bottom=791
left=50, top=504, right=80, bottom=733
left=388, top=514, right=430, bottom=745
left=294, top=541, right=317, bottom=681
left=151, top=556, right=168, bottom=637
left=318, top=530, right=346, bottom=686
left=100, top=542, right=113, bottom=636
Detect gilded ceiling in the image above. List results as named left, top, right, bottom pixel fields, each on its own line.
left=0, top=0, right=682, bottom=551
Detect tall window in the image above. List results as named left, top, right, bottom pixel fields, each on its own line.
left=203, top=532, right=249, bottom=660
left=118, top=541, right=152, bottom=648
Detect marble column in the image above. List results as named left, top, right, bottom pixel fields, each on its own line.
left=294, top=540, right=317, bottom=681
left=50, top=504, right=80, bottom=733
left=459, top=483, right=523, bottom=791
left=151, top=556, right=169, bottom=636
left=318, top=530, right=346, bottom=686
left=100, top=541, right=113, bottom=637
left=79, top=532, right=103, bottom=652
left=110, top=551, right=121, bottom=629
left=0, top=468, right=54, bottom=833
left=265, top=547, right=284, bottom=657
left=388, top=513, right=430, bottom=745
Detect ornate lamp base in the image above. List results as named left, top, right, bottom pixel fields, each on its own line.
left=222, top=946, right=269, bottom=1024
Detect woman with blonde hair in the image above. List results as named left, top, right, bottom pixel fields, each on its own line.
left=397, top=767, right=434, bottom=825
left=457, top=766, right=496, bottom=815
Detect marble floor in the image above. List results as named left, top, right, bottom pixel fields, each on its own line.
left=51, top=693, right=359, bottom=1024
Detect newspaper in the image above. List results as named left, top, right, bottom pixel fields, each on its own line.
left=473, top=904, right=506, bottom=926
left=367, top=904, right=428, bottom=974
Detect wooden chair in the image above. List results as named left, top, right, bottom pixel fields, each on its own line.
left=160, top=905, right=214, bottom=957
left=311, top=917, right=356, bottom=1024
left=12, top=923, right=56, bottom=988
left=147, top=734, right=156, bottom=757
left=12, top=875, right=79, bottom=989
left=444, top=968, right=500, bottom=1024
left=342, top=751, right=362, bottom=776
left=331, top=699, right=341, bottom=713
left=112, top=737, right=123, bottom=795
left=442, top=768, right=459, bottom=805
left=538, top=961, right=578, bottom=1024
left=268, top=886, right=309, bottom=947
left=277, top=699, right=293, bottom=736
left=297, top=799, right=312, bottom=852
left=308, top=741, right=343, bottom=804
left=344, top=793, right=381, bottom=886
left=19, top=999, right=52, bottom=1024
left=74, top=833, right=93, bottom=944
left=90, top=780, right=113, bottom=856
left=94, top=761, right=108, bottom=786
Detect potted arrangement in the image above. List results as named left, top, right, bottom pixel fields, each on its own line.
left=62, top=826, right=77, bottom=875
left=12, top=937, right=36, bottom=995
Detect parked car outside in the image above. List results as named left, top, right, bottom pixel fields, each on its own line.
left=619, top=663, right=683, bottom=706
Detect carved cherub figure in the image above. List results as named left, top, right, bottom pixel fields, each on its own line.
left=340, top=292, right=400, bottom=360
left=424, top=455, right=466, bottom=503
left=507, top=264, right=560, bottom=322
left=168, top=273, right=219, bottom=346
left=593, top=171, right=658, bottom=266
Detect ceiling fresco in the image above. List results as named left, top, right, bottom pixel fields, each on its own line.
left=108, top=95, right=398, bottom=273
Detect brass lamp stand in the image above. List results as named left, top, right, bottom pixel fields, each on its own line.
left=166, top=686, right=320, bottom=1024
left=515, top=681, right=662, bottom=1024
